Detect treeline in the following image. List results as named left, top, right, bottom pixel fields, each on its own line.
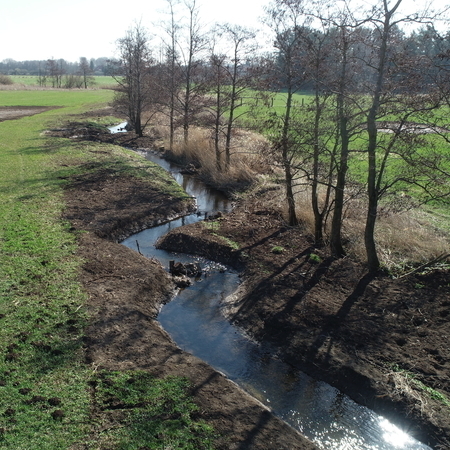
left=0, top=57, right=111, bottom=88
left=6, top=0, right=448, bottom=272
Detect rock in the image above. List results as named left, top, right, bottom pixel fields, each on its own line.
left=169, top=261, right=202, bottom=277
left=172, top=275, right=192, bottom=288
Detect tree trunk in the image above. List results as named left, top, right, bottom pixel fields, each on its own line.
left=330, top=29, right=349, bottom=257
left=282, top=88, right=298, bottom=227
left=330, top=116, right=349, bottom=257
left=364, top=1, right=401, bottom=272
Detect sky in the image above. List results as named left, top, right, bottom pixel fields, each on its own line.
left=0, top=0, right=269, bottom=62
left=0, top=0, right=445, bottom=63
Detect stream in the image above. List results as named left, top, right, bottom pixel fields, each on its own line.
left=121, top=150, right=432, bottom=450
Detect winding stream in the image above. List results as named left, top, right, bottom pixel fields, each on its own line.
left=121, top=151, right=432, bottom=450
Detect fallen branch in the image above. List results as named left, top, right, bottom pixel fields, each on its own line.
left=397, top=253, right=450, bottom=279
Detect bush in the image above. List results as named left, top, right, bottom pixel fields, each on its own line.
left=0, top=74, right=14, bottom=85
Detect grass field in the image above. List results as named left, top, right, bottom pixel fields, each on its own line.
left=8, top=75, right=118, bottom=88
left=0, top=90, right=213, bottom=449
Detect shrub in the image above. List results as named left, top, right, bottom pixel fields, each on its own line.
left=0, top=74, right=13, bottom=85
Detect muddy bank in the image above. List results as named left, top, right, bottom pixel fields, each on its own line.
left=62, top=145, right=318, bottom=449
left=157, top=189, right=450, bottom=450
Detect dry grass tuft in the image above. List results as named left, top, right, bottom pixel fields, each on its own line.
left=157, top=125, right=272, bottom=194
left=388, top=371, right=429, bottom=415
left=291, top=189, right=450, bottom=271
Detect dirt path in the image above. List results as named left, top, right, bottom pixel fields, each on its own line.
left=0, top=106, right=57, bottom=122
left=62, top=146, right=318, bottom=449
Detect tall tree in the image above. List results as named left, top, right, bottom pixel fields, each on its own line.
left=362, top=0, right=448, bottom=272
left=206, top=24, right=259, bottom=172
left=180, top=0, right=209, bottom=146
left=264, top=0, right=309, bottom=226
left=161, top=0, right=183, bottom=151
left=220, top=24, right=258, bottom=171
left=78, top=57, right=94, bottom=89
left=112, top=22, right=154, bottom=137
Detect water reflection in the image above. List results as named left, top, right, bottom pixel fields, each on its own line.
left=108, top=122, right=128, bottom=133
left=121, top=150, right=432, bottom=450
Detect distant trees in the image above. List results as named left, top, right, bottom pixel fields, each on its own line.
left=46, top=58, right=64, bottom=88
left=0, top=57, right=110, bottom=79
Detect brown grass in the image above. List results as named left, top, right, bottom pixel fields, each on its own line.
left=155, top=123, right=273, bottom=195
left=290, top=188, right=450, bottom=271
left=0, top=74, right=13, bottom=85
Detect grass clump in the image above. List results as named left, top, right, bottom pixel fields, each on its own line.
left=93, top=371, right=215, bottom=450
left=389, top=365, right=450, bottom=412
left=308, top=253, right=322, bottom=263
left=0, top=74, right=13, bottom=85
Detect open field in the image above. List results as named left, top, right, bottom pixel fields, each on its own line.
left=5, top=75, right=118, bottom=89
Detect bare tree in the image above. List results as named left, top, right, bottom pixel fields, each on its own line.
left=112, top=22, right=154, bottom=137
left=161, top=0, right=183, bottom=150
left=362, top=0, right=449, bottom=272
left=205, top=24, right=259, bottom=172
left=46, top=58, right=64, bottom=88
left=207, top=48, right=229, bottom=171
left=263, top=0, right=309, bottom=226
left=78, top=57, right=94, bottom=89
left=219, top=24, right=258, bottom=171
left=179, top=0, right=209, bottom=146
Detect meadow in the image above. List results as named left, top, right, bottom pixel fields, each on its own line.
left=8, top=75, right=118, bottom=88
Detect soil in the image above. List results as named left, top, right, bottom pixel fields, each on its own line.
left=42, top=111, right=450, bottom=449
left=158, top=194, right=450, bottom=449
left=0, top=106, right=58, bottom=122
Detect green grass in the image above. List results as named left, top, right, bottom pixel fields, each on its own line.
left=91, top=371, right=215, bottom=449
left=0, top=88, right=113, bottom=107
left=0, top=92, right=98, bottom=449
left=0, top=90, right=206, bottom=448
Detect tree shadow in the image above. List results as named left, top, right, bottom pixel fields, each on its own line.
left=230, top=247, right=332, bottom=323
left=305, top=271, right=376, bottom=363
